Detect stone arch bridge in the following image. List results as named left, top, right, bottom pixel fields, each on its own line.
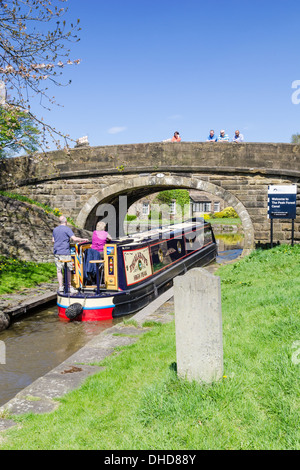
left=0, top=142, right=299, bottom=256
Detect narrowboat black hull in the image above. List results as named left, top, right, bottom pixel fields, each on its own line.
left=112, top=241, right=216, bottom=317
left=57, top=219, right=217, bottom=321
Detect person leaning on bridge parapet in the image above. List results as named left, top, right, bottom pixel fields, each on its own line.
left=206, top=130, right=217, bottom=142
left=232, top=130, right=244, bottom=143
left=171, top=131, right=181, bottom=142
left=52, top=215, right=89, bottom=293
left=162, top=131, right=181, bottom=143
left=217, top=130, right=229, bottom=142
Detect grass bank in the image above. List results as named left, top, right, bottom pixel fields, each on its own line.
left=0, top=244, right=299, bottom=449
left=125, top=217, right=241, bottom=228
left=209, top=217, right=241, bottom=225
left=0, top=257, right=56, bottom=295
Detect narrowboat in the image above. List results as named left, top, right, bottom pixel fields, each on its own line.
left=57, top=218, right=217, bottom=321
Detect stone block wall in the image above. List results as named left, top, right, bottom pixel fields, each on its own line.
left=0, top=195, right=91, bottom=263
left=10, top=172, right=299, bottom=249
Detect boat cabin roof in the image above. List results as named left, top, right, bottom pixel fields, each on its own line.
left=115, top=218, right=207, bottom=248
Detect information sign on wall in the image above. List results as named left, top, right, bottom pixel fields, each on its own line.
left=268, top=185, right=297, bottom=219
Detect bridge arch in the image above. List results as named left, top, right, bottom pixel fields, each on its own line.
left=76, top=174, right=254, bottom=256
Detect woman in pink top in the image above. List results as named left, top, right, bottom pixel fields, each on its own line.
left=91, top=221, right=112, bottom=257
left=171, top=131, right=181, bottom=142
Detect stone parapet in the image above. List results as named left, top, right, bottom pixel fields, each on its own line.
left=0, top=142, right=299, bottom=190
left=0, top=142, right=299, bottom=253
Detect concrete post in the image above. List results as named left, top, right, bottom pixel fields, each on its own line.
left=174, top=268, right=223, bottom=384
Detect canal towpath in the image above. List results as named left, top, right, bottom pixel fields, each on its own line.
left=0, top=281, right=58, bottom=329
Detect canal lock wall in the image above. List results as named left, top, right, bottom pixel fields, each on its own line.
left=0, top=194, right=91, bottom=263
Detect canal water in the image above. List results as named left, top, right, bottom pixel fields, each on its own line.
left=0, top=234, right=244, bottom=407
left=0, top=309, right=122, bottom=407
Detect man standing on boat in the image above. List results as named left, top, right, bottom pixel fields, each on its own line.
left=52, top=216, right=89, bottom=293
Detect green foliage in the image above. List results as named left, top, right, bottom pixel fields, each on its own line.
left=291, top=133, right=300, bottom=144
left=212, top=206, right=239, bottom=219
left=125, top=214, right=137, bottom=221
left=155, top=189, right=190, bottom=209
left=0, top=107, right=40, bottom=158
left=0, top=256, right=56, bottom=294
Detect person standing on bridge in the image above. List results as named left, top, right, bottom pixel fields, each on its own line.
left=52, top=215, right=89, bottom=293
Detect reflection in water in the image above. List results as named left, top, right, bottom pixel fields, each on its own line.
left=217, top=249, right=243, bottom=263
left=0, top=303, right=120, bottom=406
left=215, top=232, right=244, bottom=249
left=216, top=233, right=244, bottom=263
left=0, top=233, right=245, bottom=407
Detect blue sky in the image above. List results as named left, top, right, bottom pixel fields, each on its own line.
left=36, top=0, right=300, bottom=147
